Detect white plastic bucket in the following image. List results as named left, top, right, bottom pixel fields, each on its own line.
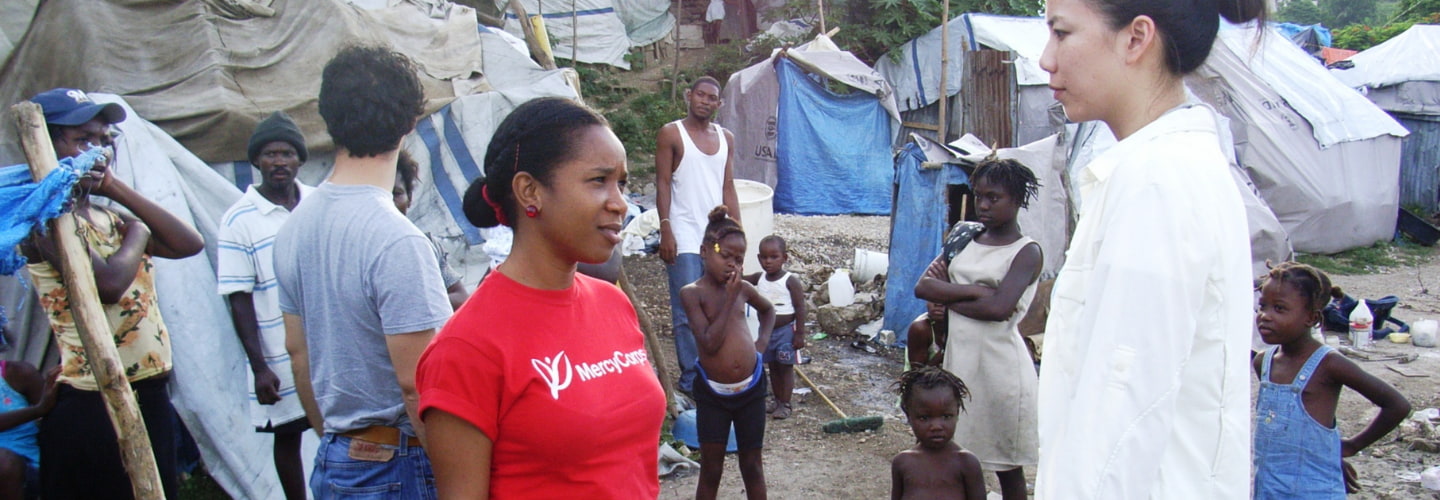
left=1414, top=319, right=1438, bottom=348
left=852, top=249, right=889, bottom=283
left=735, top=179, right=774, bottom=274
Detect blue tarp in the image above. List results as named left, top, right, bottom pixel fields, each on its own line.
left=1275, top=22, right=1333, bottom=48
left=0, top=150, right=95, bottom=275
left=774, top=58, right=894, bottom=215
left=882, top=142, right=969, bottom=344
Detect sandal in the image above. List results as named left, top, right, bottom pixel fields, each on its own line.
left=766, top=399, right=778, bottom=414
left=772, top=402, right=792, bottom=420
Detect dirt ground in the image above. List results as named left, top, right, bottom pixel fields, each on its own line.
left=624, top=211, right=1440, bottom=499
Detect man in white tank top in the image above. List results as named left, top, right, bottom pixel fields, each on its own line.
left=656, top=76, right=741, bottom=395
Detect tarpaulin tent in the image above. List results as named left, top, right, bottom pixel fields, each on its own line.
left=1332, top=25, right=1440, bottom=212
left=1275, top=22, right=1333, bottom=60
left=1191, top=23, right=1409, bottom=253
left=717, top=35, right=900, bottom=214
left=0, top=2, right=576, bottom=498
left=773, top=59, right=893, bottom=215
left=496, top=0, right=674, bottom=69
left=0, top=0, right=496, bottom=165
left=877, top=16, right=1407, bottom=255
left=875, top=13, right=1060, bottom=148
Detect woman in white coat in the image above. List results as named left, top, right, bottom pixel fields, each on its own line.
left=1034, top=0, right=1266, bottom=498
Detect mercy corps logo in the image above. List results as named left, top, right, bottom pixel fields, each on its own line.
left=530, top=348, right=650, bottom=400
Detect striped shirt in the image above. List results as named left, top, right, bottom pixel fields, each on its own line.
left=217, top=183, right=312, bottom=427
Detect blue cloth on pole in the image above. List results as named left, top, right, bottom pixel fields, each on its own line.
left=0, top=149, right=96, bottom=275
left=774, top=58, right=893, bottom=215
left=881, top=143, right=969, bottom=343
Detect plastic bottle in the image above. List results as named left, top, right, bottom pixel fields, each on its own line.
left=1350, top=301, right=1374, bottom=349
left=828, top=269, right=855, bottom=307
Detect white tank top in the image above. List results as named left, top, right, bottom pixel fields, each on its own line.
left=669, top=120, right=728, bottom=256
left=756, top=271, right=795, bottom=315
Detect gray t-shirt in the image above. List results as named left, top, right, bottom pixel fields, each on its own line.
left=274, top=182, right=451, bottom=435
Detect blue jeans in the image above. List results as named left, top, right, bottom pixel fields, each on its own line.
left=311, top=434, right=435, bottom=499
left=667, top=253, right=703, bottom=394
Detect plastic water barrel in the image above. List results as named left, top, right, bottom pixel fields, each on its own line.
left=735, top=179, right=774, bottom=274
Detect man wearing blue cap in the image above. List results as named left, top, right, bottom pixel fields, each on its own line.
left=217, top=110, right=312, bottom=500
left=20, top=88, right=204, bottom=500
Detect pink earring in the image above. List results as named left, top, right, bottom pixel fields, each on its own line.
left=525, top=205, right=539, bottom=218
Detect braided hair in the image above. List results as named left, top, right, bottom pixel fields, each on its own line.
left=1259, top=261, right=1342, bottom=313
left=895, top=366, right=970, bottom=414
left=972, top=158, right=1041, bottom=209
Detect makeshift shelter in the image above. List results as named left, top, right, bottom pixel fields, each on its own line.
left=717, top=35, right=900, bottom=215
left=1191, top=23, right=1409, bottom=253
left=496, top=0, right=674, bottom=69
left=875, top=13, right=1060, bottom=149
left=0, top=2, right=576, bottom=499
left=1332, top=25, right=1440, bottom=212
left=878, top=16, right=1407, bottom=255
left=1275, top=22, right=1332, bottom=60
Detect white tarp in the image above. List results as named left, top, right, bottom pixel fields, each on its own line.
left=1330, top=24, right=1440, bottom=116
left=718, top=35, right=900, bottom=187
left=1332, top=24, right=1440, bottom=90
left=875, top=13, right=1049, bottom=113
left=497, top=0, right=674, bottom=69
left=1213, top=24, right=1408, bottom=148
left=1192, top=24, right=1407, bottom=253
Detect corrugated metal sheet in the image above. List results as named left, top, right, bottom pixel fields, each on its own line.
left=1397, top=113, right=1440, bottom=212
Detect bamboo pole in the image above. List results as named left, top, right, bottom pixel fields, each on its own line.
left=616, top=267, right=677, bottom=415
left=11, top=102, right=164, bottom=499
left=510, top=0, right=557, bottom=69
left=937, top=0, right=950, bottom=143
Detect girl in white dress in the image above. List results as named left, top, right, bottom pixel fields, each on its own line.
left=915, top=158, right=1043, bottom=500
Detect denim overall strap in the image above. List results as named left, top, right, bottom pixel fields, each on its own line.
left=1253, top=345, right=1344, bottom=500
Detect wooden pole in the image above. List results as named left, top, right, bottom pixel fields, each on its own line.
left=571, top=0, right=578, bottom=66
left=616, top=267, right=677, bottom=415
left=671, top=0, right=681, bottom=102
left=937, top=0, right=950, bottom=143
left=11, top=102, right=165, bottom=499
left=817, top=0, right=826, bottom=36
left=510, top=0, right=557, bottom=69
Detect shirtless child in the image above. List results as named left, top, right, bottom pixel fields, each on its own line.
left=681, top=206, right=776, bottom=500
left=891, top=366, right=986, bottom=500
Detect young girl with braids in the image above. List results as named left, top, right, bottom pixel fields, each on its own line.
left=1253, top=262, right=1410, bottom=499
left=891, top=366, right=985, bottom=500
left=681, top=206, right=776, bottom=500
left=416, top=98, right=665, bottom=498
left=914, top=158, right=1042, bottom=500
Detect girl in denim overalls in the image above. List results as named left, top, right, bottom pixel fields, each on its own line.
left=1253, top=262, right=1412, bottom=499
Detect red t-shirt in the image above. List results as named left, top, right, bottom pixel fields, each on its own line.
left=417, top=271, right=665, bottom=498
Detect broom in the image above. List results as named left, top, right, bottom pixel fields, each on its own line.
left=795, top=367, right=884, bottom=433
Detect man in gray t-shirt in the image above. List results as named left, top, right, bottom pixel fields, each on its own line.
left=274, top=45, right=450, bottom=499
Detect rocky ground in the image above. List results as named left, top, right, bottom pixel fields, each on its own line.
left=623, top=211, right=1440, bottom=499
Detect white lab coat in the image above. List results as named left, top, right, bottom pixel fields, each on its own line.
left=1036, top=104, right=1253, bottom=499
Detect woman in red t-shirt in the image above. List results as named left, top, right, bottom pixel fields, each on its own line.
left=417, top=98, right=666, bottom=498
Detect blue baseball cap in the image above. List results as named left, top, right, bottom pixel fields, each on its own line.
left=29, top=88, right=127, bottom=126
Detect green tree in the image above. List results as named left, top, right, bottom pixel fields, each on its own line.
left=1393, top=0, right=1440, bottom=21
left=1277, top=0, right=1328, bottom=25
left=830, top=0, right=1043, bottom=64
left=1322, top=0, right=1378, bottom=26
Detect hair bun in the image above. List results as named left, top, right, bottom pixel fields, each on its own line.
left=707, top=205, right=730, bottom=223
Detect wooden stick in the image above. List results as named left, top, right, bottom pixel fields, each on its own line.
left=12, top=102, right=165, bottom=499
left=571, top=0, right=578, bottom=66
left=937, top=0, right=950, bottom=143
left=817, top=0, right=826, bottom=36
left=616, top=265, right=677, bottom=415
left=671, top=0, right=681, bottom=102
left=509, top=0, right=557, bottom=69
